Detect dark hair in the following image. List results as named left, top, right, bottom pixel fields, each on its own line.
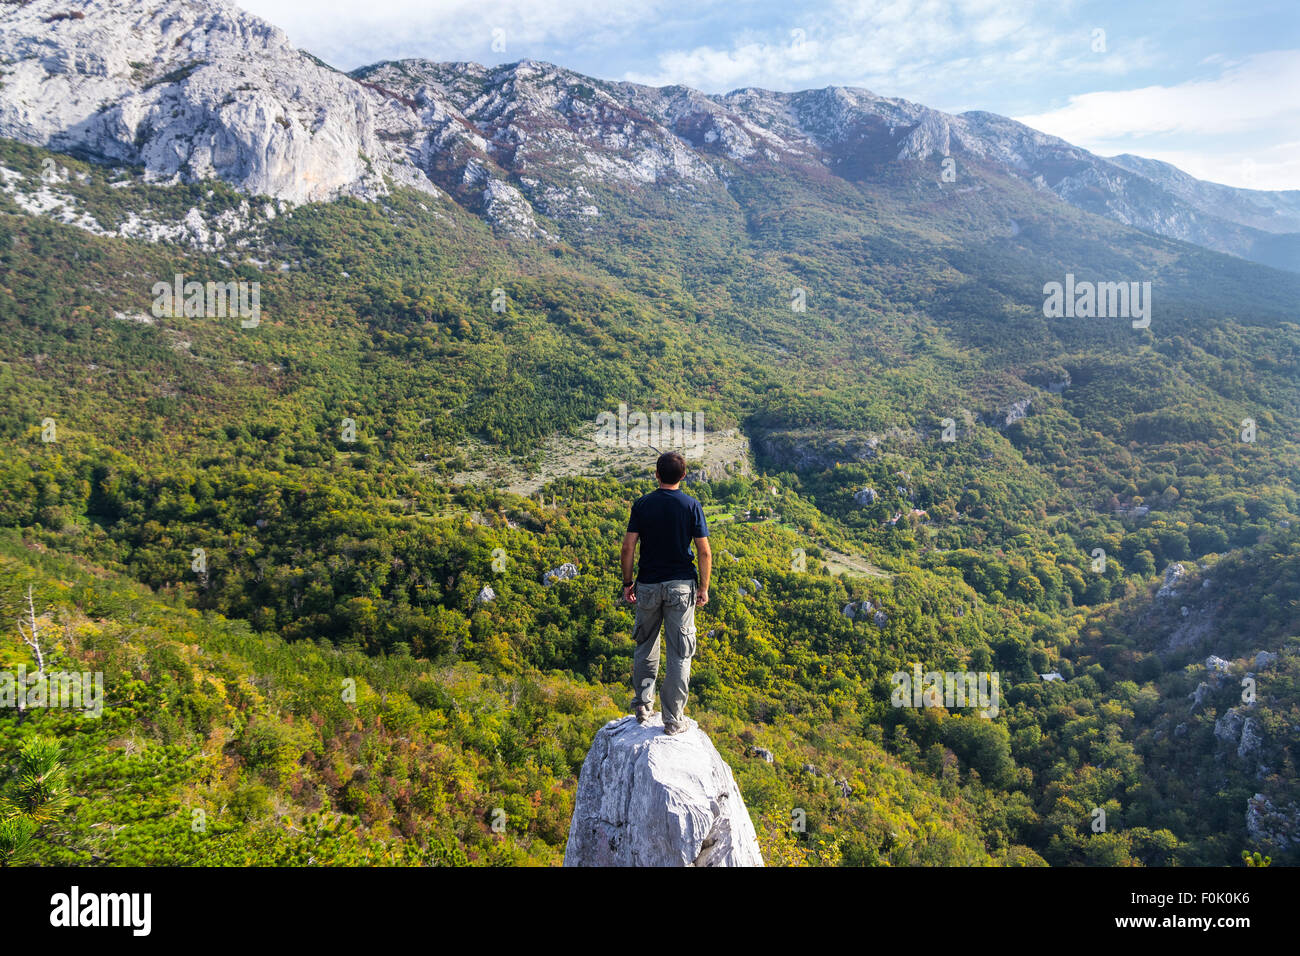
left=655, top=451, right=687, bottom=485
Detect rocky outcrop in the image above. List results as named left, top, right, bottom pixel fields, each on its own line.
left=1214, top=704, right=1266, bottom=763
left=564, top=715, right=763, bottom=867
left=854, top=487, right=878, bottom=507
left=1189, top=681, right=1211, bottom=709
left=755, top=428, right=925, bottom=473
left=842, top=599, right=868, bottom=620
left=1214, top=707, right=1247, bottom=744
left=1237, top=717, right=1262, bottom=759
left=1157, top=563, right=1188, bottom=600
left=542, top=562, right=579, bottom=586
left=1206, top=655, right=1231, bottom=673
left=0, top=0, right=435, bottom=204
left=1000, top=398, right=1031, bottom=427
left=1163, top=605, right=1216, bottom=653
left=1247, top=793, right=1300, bottom=851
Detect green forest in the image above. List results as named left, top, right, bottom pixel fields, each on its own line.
left=1, top=135, right=1297, bottom=866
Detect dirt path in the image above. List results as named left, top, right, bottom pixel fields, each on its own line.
left=818, top=544, right=894, bottom=578
left=446, top=427, right=752, bottom=496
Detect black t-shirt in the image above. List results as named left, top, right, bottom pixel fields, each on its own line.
left=627, top=488, right=709, bottom=584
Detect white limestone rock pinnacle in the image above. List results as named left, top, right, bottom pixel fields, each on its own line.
left=564, top=714, right=764, bottom=867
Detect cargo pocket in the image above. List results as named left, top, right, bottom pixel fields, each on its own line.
left=679, top=622, right=697, bottom=659
left=665, top=583, right=697, bottom=659
left=666, top=583, right=692, bottom=608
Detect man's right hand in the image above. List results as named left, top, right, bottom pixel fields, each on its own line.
left=623, top=584, right=637, bottom=604
left=695, top=588, right=709, bottom=607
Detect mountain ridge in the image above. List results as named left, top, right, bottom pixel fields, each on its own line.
left=1, top=0, right=1296, bottom=268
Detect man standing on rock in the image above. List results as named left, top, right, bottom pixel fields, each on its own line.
left=620, top=451, right=711, bottom=735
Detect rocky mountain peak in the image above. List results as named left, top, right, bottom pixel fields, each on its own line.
left=0, top=0, right=432, bottom=203
left=1, top=0, right=1295, bottom=267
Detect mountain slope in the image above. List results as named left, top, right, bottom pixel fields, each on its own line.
left=2, top=120, right=1297, bottom=865
left=1107, top=153, right=1300, bottom=234
left=0, top=531, right=1007, bottom=866
left=1, top=0, right=1295, bottom=269
left=1064, top=536, right=1300, bottom=862
left=2, top=0, right=1298, bottom=869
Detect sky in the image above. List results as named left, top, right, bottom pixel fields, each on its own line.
left=239, top=0, right=1300, bottom=190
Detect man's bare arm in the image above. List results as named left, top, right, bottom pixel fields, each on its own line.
left=694, top=536, right=711, bottom=605
left=621, top=532, right=639, bottom=603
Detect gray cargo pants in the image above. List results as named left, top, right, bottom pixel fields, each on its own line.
left=631, top=578, right=697, bottom=730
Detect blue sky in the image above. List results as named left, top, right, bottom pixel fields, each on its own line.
left=240, top=0, right=1300, bottom=189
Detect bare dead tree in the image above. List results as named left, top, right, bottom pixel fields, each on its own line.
left=15, top=585, right=45, bottom=717
left=16, top=585, right=44, bottom=677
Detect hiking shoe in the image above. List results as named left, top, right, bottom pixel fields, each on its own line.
left=663, top=720, right=690, bottom=736
left=634, top=703, right=656, bottom=724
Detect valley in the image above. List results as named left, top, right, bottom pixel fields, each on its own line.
left=0, top=0, right=1296, bottom=870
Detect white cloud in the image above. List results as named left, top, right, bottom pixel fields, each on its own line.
left=1015, top=50, right=1300, bottom=139
left=240, top=0, right=680, bottom=67
left=623, top=0, right=1137, bottom=96
left=1014, top=51, right=1300, bottom=190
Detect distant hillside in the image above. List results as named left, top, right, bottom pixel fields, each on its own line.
left=1065, top=536, right=1300, bottom=862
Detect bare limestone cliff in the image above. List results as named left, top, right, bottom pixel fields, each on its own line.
left=0, top=0, right=432, bottom=203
